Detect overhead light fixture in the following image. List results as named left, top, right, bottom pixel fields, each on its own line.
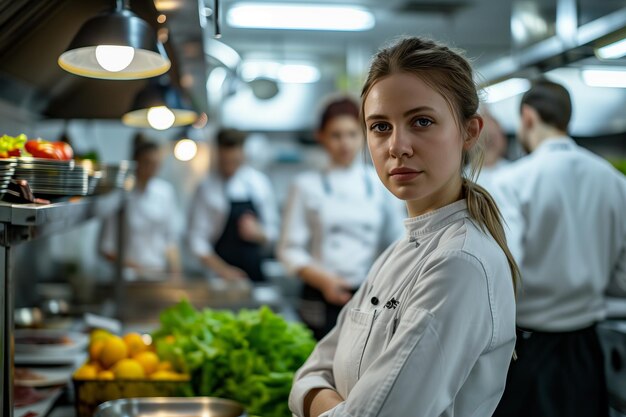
left=483, top=78, right=531, bottom=103
left=581, top=68, right=626, bottom=88
left=58, top=0, right=170, bottom=80
left=241, top=60, right=320, bottom=84
left=227, top=3, right=375, bottom=31
left=174, top=138, right=198, bottom=161
left=596, top=38, right=626, bottom=60
left=123, top=80, right=197, bottom=130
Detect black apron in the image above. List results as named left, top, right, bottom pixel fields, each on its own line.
left=297, top=171, right=372, bottom=340
left=214, top=199, right=266, bottom=282
left=493, top=324, right=609, bottom=417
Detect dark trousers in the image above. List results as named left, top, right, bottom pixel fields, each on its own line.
left=493, top=324, right=609, bottom=417
left=298, top=284, right=355, bottom=341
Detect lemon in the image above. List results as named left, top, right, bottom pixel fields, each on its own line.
left=100, top=335, right=128, bottom=369
left=89, top=339, right=105, bottom=362
left=123, top=332, right=148, bottom=357
left=90, top=329, right=112, bottom=343
left=97, top=370, right=115, bottom=380
left=113, top=358, right=145, bottom=379
left=134, top=351, right=159, bottom=375
left=150, top=370, right=189, bottom=381
left=74, top=363, right=98, bottom=380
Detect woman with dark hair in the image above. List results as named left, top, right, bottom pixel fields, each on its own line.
left=278, top=96, right=404, bottom=340
left=100, top=133, right=181, bottom=278
left=288, top=37, right=518, bottom=417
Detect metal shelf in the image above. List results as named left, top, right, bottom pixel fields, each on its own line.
left=0, top=190, right=127, bottom=417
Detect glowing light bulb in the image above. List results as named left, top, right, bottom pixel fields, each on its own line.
left=174, top=139, right=198, bottom=161
left=95, top=45, right=135, bottom=72
left=147, top=106, right=175, bottom=130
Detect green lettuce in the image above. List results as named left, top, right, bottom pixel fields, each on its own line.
left=153, top=300, right=316, bottom=417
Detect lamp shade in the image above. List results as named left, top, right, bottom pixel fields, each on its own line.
left=58, top=8, right=170, bottom=80
left=122, top=82, right=197, bottom=130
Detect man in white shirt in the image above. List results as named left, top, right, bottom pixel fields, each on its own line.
left=101, top=138, right=181, bottom=278
left=188, top=129, right=279, bottom=281
left=493, top=79, right=626, bottom=417
left=474, top=112, right=510, bottom=190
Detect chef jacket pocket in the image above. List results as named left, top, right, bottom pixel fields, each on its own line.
left=333, top=308, right=377, bottom=398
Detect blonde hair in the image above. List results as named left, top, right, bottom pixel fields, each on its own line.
left=361, top=37, right=519, bottom=293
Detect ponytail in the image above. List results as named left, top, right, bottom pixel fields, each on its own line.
left=463, top=179, right=520, bottom=294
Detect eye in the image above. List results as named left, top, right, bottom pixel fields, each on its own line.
left=370, top=122, right=391, bottom=133
left=413, top=117, right=433, bottom=128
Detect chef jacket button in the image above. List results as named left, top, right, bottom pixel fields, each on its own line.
left=371, top=297, right=379, bottom=306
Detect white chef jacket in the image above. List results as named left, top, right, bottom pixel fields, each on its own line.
left=475, top=158, right=510, bottom=192
left=289, top=200, right=516, bottom=417
left=277, top=162, right=404, bottom=288
left=101, top=177, right=179, bottom=271
left=188, top=165, right=279, bottom=257
left=492, top=137, right=626, bottom=331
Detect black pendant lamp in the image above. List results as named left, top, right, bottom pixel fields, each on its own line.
left=122, top=80, right=197, bottom=130
left=58, top=0, right=170, bottom=80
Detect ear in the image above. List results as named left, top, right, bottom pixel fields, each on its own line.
left=520, top=104, right=537, bottom=130
left=463, top=115, right=483, bottom=151
left=315, top=129, right=325, bottom=145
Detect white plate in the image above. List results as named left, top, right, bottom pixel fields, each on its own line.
left=14, top=387, right=62, bottom=417
left=15, top=367, right=72, bottom=388
left=14, top=329, right=88, bottom=355
left=15, top=352, right=87, bottom=366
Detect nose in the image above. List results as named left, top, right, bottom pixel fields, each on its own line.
left=389, top=127, right=413, bottom=159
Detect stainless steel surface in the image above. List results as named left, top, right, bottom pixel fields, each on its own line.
left=0, top=190, right=128, bottom=416
left=479, top=7, right=626, bottom=82
left=1, top=245, right=14, bottom=417
left=94, top=397, right=246, bottom=417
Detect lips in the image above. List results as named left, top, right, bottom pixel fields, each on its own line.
left=389, top=167, right=422, bottom=181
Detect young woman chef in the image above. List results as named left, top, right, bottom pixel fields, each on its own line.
left=289, top=37, right=519, bottom=417
left=277, top=97, right=404, bottom=340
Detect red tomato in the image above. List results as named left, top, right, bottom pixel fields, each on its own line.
left=25, top=140, right=64, bottom=160
left=53, top=142, right=74, bottom=160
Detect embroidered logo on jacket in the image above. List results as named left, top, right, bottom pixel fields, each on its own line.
left=384, top=298, right=399, bottom=309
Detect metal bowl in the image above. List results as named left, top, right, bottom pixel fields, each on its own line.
left=94, top=397, right=247, bottom=417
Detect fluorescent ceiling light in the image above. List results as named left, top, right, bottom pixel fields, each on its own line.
left=581, top=68, right=626, bottom=88
left=596, top=38, right=626, bottom=60
left=484, top=78, right=531, bottom=103
left=241, top=60, right=320, bottom=83
left=227, top=3, right=375, bottom=31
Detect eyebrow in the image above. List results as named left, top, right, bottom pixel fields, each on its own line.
left=365, top=106, right=437, bottom=122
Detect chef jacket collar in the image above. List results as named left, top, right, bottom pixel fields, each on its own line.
left=403, top=199, right=469, bottom=238
left=534, top=136, right=576, bottom=155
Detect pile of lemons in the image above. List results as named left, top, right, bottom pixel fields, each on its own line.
left=73, top=330, right=188, bottom=381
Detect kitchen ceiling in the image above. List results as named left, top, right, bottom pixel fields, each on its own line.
left=1, top=0, right=625, bottom=136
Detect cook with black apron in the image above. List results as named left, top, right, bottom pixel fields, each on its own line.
left=188, top=129, right=279, bottom=282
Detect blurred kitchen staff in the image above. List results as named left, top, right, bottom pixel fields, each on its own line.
left=492, top=79, right=626, bottom=417
left=101, top=134, right=181, bottom=277
left=277, top=97, right=404, bottom=340
left=473, top=111, right=509, bottom=190
left=188, top=128, right=279, bottom=282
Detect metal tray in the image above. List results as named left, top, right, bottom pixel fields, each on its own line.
left=94, top=397, right=247, bottom=417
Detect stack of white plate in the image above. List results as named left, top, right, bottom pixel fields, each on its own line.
left=0, top=158, right=17, bottom=194
left=14, top=158, right=89, bottom=196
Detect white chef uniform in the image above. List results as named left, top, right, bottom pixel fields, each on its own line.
left=278, top=162, right=404, bottom=288
left=474, top=158, right=510, bottom=193
left=101, top=177, right=179, bottom=271
left=289, top=200, right=517, bottom=417
left=492, top=137, right=626, bottom=331
left=188, top=165, right=279, bottom=259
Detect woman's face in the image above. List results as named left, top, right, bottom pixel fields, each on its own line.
left=318, top=115, right=363, bottom=167
left=364, top=72, right=481, bottom=216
